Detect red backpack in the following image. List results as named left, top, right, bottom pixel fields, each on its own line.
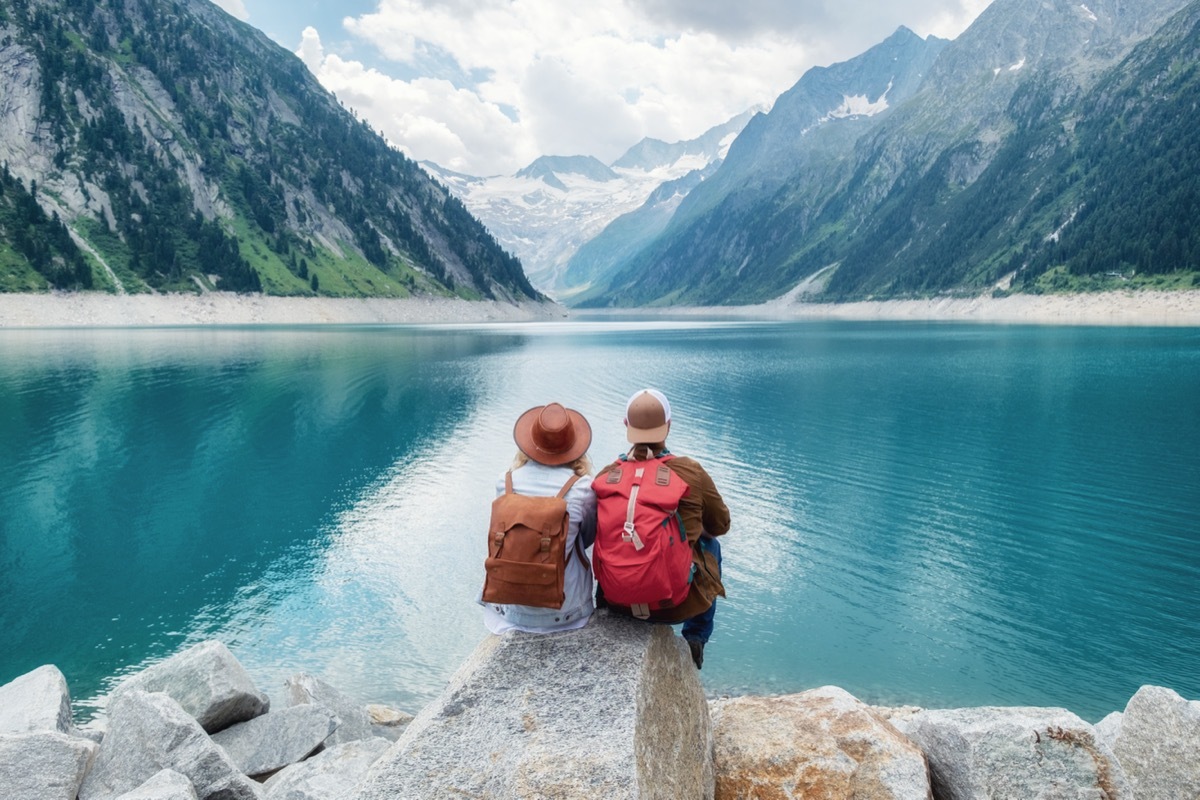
left=592, top=455, right=692, bottom=619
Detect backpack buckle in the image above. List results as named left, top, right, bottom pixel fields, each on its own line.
left=622, top=521, right=645, bottom=551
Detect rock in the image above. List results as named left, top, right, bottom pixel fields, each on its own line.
left=1111, top=685, right=1200, bottom=800
left=1093, top=711, right=1122, bottom=754
left=0, top=731, right=98, bottom=800
left=115, top=769, right=199, bottom=800
left=366, top=704, right=414, bottom=728
left=0, top=664, right=73, bottom=734
left=366, top=704, right=414, bottom=742
left=284, top=673, right=372, bottom=746
left=348, top=613, right=712, bottom=799
left=73, top=717, right=107, bottom=745
left=112, top=640, right=269, bottom=733
left=211, top=704, right=339, bottom=778
left=262, top=738, right=391, bottom=800
left=710, top=687, right=932, bottom=799
left=893, top=706, right=1129, bottom=799
left=78, top=690, right=262, bottom=800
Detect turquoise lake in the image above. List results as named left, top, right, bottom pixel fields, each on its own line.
left=1, top=320, right=1198, bottom=722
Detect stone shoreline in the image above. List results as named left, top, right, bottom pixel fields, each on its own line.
left=3, top=624, right=1198, bottom=799
left=0, top=292, right=564, bottom=327
left=1, top=288, right=1199, bottom=327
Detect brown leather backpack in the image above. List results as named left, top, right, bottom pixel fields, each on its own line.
left=482, top=471, right=583, bottom=609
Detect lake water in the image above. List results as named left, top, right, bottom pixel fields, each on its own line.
left=1, top=319, right=1198, bottom=722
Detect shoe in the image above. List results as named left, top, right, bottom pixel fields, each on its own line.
left=686, top=639, right=705, bottom=670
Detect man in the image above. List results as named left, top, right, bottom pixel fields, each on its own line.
left=594, top=388, right=730, bottom=668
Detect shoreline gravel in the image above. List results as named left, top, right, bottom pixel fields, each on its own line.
left=0, top=289, right=1198, bottom=328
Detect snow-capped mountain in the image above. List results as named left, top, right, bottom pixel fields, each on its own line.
left=421, top=110, right=756, bottom=295
left=582, top=0, right=1197, bottom=307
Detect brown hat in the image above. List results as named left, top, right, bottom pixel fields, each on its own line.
left=513, top=403, right=592, bottom=466
left=625, top=388, right=671, bottom=444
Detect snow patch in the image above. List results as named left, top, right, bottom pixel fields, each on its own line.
left=1080, top=4, right=1098, bottom=22
left=821, top=81, right=893, bottom=123
left=1009, top=58, right=1026, bottom=72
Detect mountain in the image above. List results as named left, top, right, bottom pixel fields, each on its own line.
left=572, top=26, right=946, bottom=306
left=516, top=155, right=619, bottom=189
left=559, top=158, right=722, bottom=300
left=423, top=110, right=755, bottom=295
left=0, top=0, right=539, bottom=301
left=582, top=0, right=1198, bottom=306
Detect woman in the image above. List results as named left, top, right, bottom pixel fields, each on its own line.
left=480, top=402, right=597, bottom=634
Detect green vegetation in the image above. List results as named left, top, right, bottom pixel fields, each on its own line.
left=0, top=166, right=92, bottom=291
left=1025, top=266, right=1200, bottom=295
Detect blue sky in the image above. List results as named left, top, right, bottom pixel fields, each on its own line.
left=210, top=0, right=993, bottom=176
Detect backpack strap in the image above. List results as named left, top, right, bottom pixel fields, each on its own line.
left=504, top=470, right=515, bottom=494
left=556, top=473, right=588, bottom=568
left=622, top=467, right=647, bottom=551
left=556, top=473, right=581, bottom=498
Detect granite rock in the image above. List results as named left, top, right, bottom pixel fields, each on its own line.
left=211, top=703, right=338, bottom=778
left=78, top=690, right=262, bottom=800
left=1093, top=711, right=1122, bottom=754
left=893, top=706, right=1129, bottom=799
left=112, top=640, right=269, bottom=734
left=366, top=704, right=414, bottom=741
left=710, top=687, right=932, bottom=800
left=284, top=672, right=372, bottom=746
left=348, top=613, right=712, bottom=799
left=1111, top=684, right=1200, bottom=800
left=114, top=768, right=199, bottom=800
left=0, top=731, right=97, bottom=800
left=262, top=737, right=391, bottom=800
left=0, top=664, right=73, bottom=734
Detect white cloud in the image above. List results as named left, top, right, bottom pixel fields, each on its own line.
left=296, top=0, right=992, bottom=176
left=210, top=0, right=249, bottom=22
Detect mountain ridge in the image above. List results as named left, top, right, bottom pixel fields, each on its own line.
left=0, top=0, right=539, bottom=301
left=579, top=0, right=1199, bottom=307
left=424, top=109, right=755, bottom=295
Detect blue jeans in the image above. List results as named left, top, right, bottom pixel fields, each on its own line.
left=682, top=536, right=721, bottom=644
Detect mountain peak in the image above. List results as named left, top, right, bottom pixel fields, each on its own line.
left=516, top=155, right=619, bottom=185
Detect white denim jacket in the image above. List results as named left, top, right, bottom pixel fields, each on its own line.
left=480, top=461, right=597, bottom=633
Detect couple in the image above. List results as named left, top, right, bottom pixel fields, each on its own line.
left=480, top=389, right=730, bottom=669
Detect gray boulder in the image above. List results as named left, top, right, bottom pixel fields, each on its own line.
left=114, top=769, right=199, bottom=800
left=893, top=706, right=1129, bottom=799
left=711, top=687, right=932, bottom=799
left=78, top=690, right=262, bottom=800
left=262, top=738, right=391, bottom=800
left=366, top=704, right=414, bottom=742
left=0, top=664, right=73, bottom=734
left=0, top=731, right=97, bottom=800
left=1093, top=711, right=1122, bottom=754
left=1111, top=685, right=1200, bottom=800
left=113, top=640, right=269, bottom=733
left=211, top=704, right=339, bottom=778
left=284, top=673, right=372, bottom=746
left=348, top=613, right=712, bottom=799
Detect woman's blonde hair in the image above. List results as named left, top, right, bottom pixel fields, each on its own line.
left=512, top=450, right=593, bottom=476
left=626, top=442, right=666, bottom=462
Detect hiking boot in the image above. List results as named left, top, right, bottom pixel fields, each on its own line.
left=686, top=639, right=705, bottom=670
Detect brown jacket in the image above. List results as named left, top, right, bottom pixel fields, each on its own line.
left=596, top=453, right=730, bottom=623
